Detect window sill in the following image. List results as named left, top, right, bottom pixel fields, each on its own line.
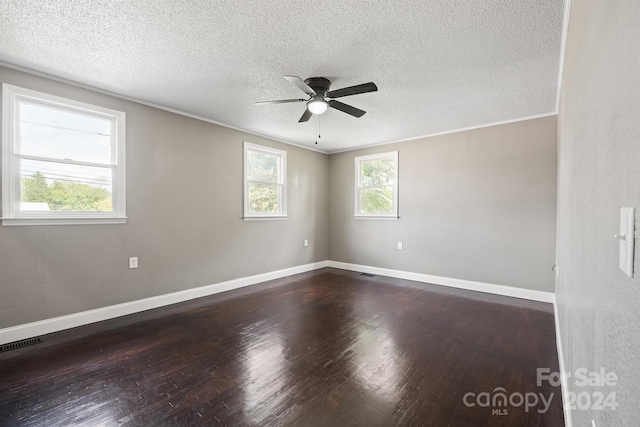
left=354, top=216, right=399, bottom=221
left=243, top=216, right=287, bottom=221
left=1, top=217, right=128, bottom=226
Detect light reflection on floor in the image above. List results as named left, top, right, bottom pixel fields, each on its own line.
left=353, top=319, right=403, bottom=394
left=240, top=321, right=289, bottom=424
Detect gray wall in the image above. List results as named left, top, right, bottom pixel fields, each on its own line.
left=329, top=116, right=558, bottom=292
left=556, top=1, right=640, bottom=425
left=0, top=66, right=329, bottom=329
left=0, top=66, right=559, bottom=332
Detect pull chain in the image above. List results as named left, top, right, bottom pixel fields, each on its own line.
left=315, top=115, right=321, bottom=144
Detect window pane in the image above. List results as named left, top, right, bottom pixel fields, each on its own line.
left=20, top=159, right=113, bottom=212
left=361, top=158, right=395, bottom=187
left=19, top=101, right=112, bottom=164
left=248, top=182, right=280, bottom=214
left=247, top=150, right=279, bottom=183
left=360, top=186, right=393, bottom=214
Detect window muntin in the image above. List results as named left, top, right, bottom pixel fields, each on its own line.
left=355, top=151, right=398, bottom=218
left=2, top=84, right=126, bottom=225
left=244, top=142, right=287, bottom=219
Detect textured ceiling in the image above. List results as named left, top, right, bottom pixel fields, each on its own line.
left=0, top=0, right=565, bottom=153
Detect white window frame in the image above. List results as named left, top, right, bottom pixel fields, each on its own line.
left=354, top=151, right=399, bottom=219
left=243, top=142, right=287, bottom=220
left=1, top=83, right=126, bottom=226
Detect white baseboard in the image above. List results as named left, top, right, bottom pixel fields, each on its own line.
left=327, top=261, right=556, bottom=303
left=0, top=261, right=329, bottom=346
left=0, top=260, right=556, bottom=347
left=554, top=298, right=572, bottom=427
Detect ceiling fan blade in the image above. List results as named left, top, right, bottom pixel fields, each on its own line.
left=327, top=82, right=378, bottom=99
left=254, top=99, right=305, bottom=105
left=328, top=100, right=366, bottom=118
left=284, top=76, right=317, bottom=96
left=298, top=108, right=313, bottom=123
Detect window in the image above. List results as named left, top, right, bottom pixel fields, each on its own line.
left=2, top=84, right=126, bottom=225
left=355, top=151, right=398, bottom=219
left=244, top=142, right=287, bottom=220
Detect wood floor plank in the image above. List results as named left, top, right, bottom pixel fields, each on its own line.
left=0, top=268, right=563, bottom=426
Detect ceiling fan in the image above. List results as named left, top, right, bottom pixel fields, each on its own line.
left=255, top=76, right=378, bottom=122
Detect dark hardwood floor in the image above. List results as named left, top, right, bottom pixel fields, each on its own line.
left=0, top=268, right=564, bottom=426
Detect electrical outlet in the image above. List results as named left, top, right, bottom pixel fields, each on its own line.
left=129, top=257, right=138, bottom=269
left=304, top=239, right=309, bottom=247
left=397, top=242, right=403, bottom=250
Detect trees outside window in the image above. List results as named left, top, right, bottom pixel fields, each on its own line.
left=355, top=151, right=398, bottom=218
left=243, top=142, right=287, bottom=219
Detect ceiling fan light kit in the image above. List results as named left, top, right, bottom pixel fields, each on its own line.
left=307, top=96, right=328, bottom=115
left=255, top=76, right=378, bottom=124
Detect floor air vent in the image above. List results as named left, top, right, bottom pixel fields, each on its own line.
left=360, top=273, right=376, bottom=277
left=0, top=337, right=43, bottom=353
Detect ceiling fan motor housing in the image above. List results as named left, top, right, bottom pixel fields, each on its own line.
left=304, top=77, right=331, bottom=96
